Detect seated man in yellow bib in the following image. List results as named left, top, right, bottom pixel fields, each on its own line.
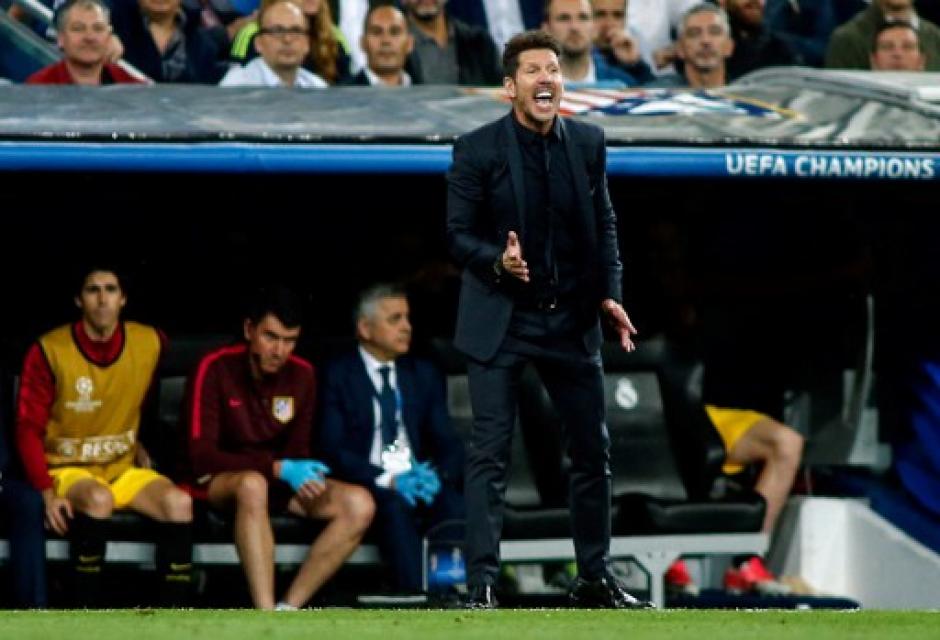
left=666, top=405, right=804, bottom=597
left=15, top=265, right=193, bottom=607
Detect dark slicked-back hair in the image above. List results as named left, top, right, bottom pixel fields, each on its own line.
left=73, top=263, right=126, bottom=297
left=246, top=285, right=304, bottom=329
left=502, top=30, right=562, bottom=80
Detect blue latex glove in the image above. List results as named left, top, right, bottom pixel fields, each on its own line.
left=413, top=461, right=441, bottom=504
left=394, top=470, right=421, bottom=507
left=278, top=459, right=330, bottom=492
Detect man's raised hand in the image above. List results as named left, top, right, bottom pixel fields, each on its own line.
left=502, top=231, right=530, bottom=282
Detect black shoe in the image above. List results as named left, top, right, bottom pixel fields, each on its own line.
left=464, top=584, right=498, bottom=610
left=568, top=573, right=655, bottom=609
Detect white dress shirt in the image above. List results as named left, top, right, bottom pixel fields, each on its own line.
left=481, top=0, right=525, bottom=52
left=219, top=57, right=328, bottom=87
left=627, top=0, right=700, bottom=75
left=359, top=346, right=412, bottom=488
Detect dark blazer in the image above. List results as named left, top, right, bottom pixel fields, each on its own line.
left=110, top=0, right=228, bottom=84
left=446, top=113, right=623, bottom=362
left=407, top=18, right=503, bottom=86
left=342, top=70, right=372, bottom=86
left=445, top=0, right=543, bottom=36
left=318, top=350, right=464, bottom=490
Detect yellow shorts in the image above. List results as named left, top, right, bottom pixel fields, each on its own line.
left=705, top=406, right=769, bottom=475
left=50, top=466, right=167, bottom=510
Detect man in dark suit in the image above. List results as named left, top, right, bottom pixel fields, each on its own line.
left=446, top=30, right=648, bottom=610
left=319, top=284, right=464, bottom=593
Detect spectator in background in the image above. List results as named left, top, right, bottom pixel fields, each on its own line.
left=401, top=0, right=502, bottom=85
left=626, top=0, right=699, bottom=75
left=833, top=0, right=867, bottom=26
left=870, top=20, right=926, bottom=70
left=344, top=5, right=416, bottom=86
left=319, top=284, right=464, bottom=593
left=15, top=266, right=193, bottom=608
left=27, top=0, right=143, bottom=84
left=230, top=0, right=351, bottom=84
left=763, top=0, right=838, bottom=67
left=826, top=0, right=940, bottom=70
left=590, top=0, right=654, bottom=83
left=647, top=3, right=734, bottom=89
left=221, top=0, right=328, bottom=86
left=109, top=0, right=228, bottom=83
left=182, top=286, right=374, bottom=610
left=717, top=0, right=799, bottom=79
left=543, top=0, right=640, bottom=86
left=0, top=366, right=46, bottom=608
left=446, top=0, right=543, bottom=51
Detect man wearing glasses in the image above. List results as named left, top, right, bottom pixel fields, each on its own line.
left=221, top=0, right=327, bottom=87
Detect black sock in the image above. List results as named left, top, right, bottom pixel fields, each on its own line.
left=69, top=513, right=109, bottom=608
left=155, top=521, right=193, bottom=607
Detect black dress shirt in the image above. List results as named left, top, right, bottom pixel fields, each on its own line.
left=508, top=115, right=587, bottom=339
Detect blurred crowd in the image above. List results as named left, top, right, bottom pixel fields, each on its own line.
left=2, top=0, right=935, bottom=88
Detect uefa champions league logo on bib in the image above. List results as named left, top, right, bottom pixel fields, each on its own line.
left=65, top=376, right=102, bottom=413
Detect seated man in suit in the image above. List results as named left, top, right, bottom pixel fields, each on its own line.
left=319, top=283, right=465, bottom=593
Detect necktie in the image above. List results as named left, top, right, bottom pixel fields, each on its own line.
left=378, top=365, right=397, bottom=445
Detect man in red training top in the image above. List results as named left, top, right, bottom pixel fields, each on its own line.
left=27, top=0, right=142, bottom=85
left=16, top=265, right=192, bottom=607
left=182, top=285, right=375, bottom=610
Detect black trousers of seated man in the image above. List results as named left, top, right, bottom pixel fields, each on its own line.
left=371, top=483, right=464, bottom=592
left=464, top=333, right=612, bottom=590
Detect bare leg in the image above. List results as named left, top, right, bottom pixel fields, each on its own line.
left=727, top=418, right=804, bottom=532
left=280, top=480, right=374, bottom=608
left=208, top=471, right=276, bottom=609
left=66, top=479, right=115, bottom=519
left=129, top=477, right=193, bottom=523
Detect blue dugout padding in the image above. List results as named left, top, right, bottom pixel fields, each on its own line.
left=0, top=142, right=938, bottom=180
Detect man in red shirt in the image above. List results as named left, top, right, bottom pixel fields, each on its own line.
left=183, top=286, right=375, bottom=610
left=27, top=0, right=142, bottom=85
left=15, top=265, right=192, bottom=607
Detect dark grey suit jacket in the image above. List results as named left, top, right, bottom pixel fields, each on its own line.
left=445, top=112, right=623, bottom=362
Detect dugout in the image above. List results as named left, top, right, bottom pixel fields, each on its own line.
left=1, top=70, right=939, bottom=606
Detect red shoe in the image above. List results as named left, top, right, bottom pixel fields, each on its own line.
left=665, top=559, right=699, bottom=597
left=723, top=556, right=791, bottom=596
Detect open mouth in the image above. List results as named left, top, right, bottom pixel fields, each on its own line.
left=534, top=88, right=554, bottom=109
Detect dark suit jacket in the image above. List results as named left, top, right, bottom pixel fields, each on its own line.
left=318, top=349, right=464, bottom=490
left=342, top=70, right=372, bottom=86
left=446, top=113, right=623, bottom=362
left=110, top=0, right=228, bottom=84
left=406, top=18, right=503, bottom=86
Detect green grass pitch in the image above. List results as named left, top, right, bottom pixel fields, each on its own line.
left=2, top=609, right=938, bottom=640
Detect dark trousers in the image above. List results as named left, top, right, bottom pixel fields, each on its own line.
left=464, top=335, right=612, bottom=588
left=371, top=484, right=464, bottom=592
left=0, top=477, right=47, bottom=608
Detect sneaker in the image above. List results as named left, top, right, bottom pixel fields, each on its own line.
left=723, top=556, right=792, bottom=596
left=665, top=559, right=699, bottom=597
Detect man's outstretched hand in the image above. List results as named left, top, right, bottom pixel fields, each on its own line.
left=601, top=299, right=637, bottom=352
left=501, top=231, right=529, bottom=282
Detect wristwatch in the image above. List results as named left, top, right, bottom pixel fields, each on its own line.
left=493, top=256, right=504, bottom=278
